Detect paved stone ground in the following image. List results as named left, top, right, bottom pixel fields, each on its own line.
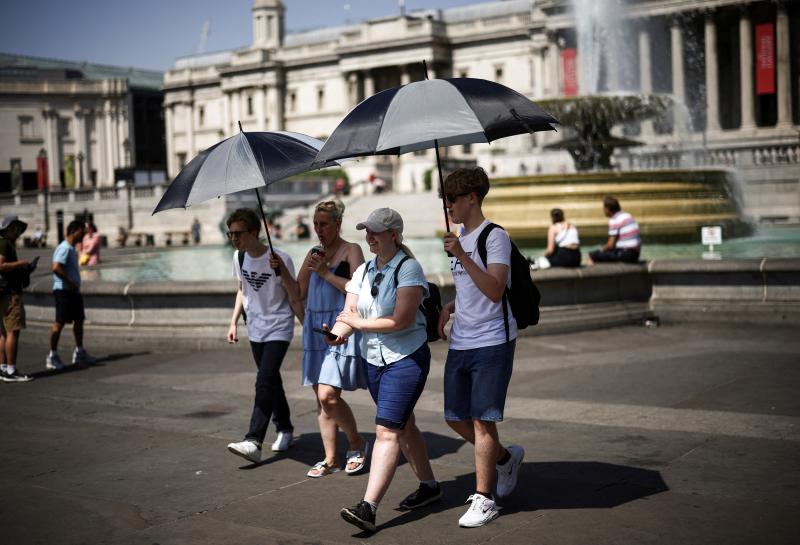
left=2, top=323, right=799, bottom=545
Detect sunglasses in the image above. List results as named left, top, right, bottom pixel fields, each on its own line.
left=445, top=192, right=471, bottom=204
left=227, top=230, right=248, bottom=239
left=371, top=272, right=385, bottom=297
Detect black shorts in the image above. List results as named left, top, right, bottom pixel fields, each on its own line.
left=589, top=248, right=640, bottom=263
left=54, top=289, right=86, bottom=323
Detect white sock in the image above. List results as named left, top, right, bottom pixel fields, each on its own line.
left=0, top=364, right=7, bottom=372
left=6, top=365, right=16, bottom=374
left=49, top=350, right=58, bottom=357
left=364, top=500, right=378, bottom=513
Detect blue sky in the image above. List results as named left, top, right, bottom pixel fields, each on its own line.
left=0, top=0, right=491, bottom=71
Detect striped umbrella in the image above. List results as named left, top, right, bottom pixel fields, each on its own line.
left=315, top=66, right=558, bottom=230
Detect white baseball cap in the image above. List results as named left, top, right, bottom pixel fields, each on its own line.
left=356, top=208, right=404, bottom=240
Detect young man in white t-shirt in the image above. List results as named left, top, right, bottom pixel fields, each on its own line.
left=438, top=167, right=524, bottom=528
left=225, top=208, right=303, bottom=464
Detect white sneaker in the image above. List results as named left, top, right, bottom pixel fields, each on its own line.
left=271, top=431, right=293, bottom=452
left=458, top=493, right=499, bottom=528
left=46, top=353, right=65, bottom=370
left=496, top=444, right=525, bottom=498
left=73, top=348, right=96, bottom=365
left=227, top=440, right=261, bottom=463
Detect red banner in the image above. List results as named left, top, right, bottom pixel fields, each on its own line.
left=37, top=155, right=49, bottom=192
left=561, top=48, right=578, bottom=97
left=755, top=23, right=775, bottom=95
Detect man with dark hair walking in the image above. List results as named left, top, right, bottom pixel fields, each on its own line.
left=47, top=220, right=96, bottom=370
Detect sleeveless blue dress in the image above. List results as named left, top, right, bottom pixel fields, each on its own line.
left=302, top=263, right=365, bottom=390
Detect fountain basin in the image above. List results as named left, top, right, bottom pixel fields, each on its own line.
left=482, top=169, right=750, bottom=243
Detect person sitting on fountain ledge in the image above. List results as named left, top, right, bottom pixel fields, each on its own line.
left=589, top=196, right=641, bottom=264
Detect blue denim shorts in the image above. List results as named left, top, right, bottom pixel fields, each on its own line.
left=444, top=340, right=515, bottom=422
left=365, top=343, right=430, bottom=430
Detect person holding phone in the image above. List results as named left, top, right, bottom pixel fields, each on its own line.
left=326, top=208, right=440, bottom=533
left=225, top=208, right=303, bottom=464
left=296, top=200, right=369, bottom=478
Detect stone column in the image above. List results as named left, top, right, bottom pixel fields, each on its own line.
left=400, top=65, right=410, bottom=86
left=347, top=72, right=359, bottom=107
left=95, top=109, right=108, bottom=185
left=164, top=103, right=176, bottom=179
left=531, top=47, right=545, bottom=99
left=255, top=86, right=266, bottom=131
left=42, top=110, right=59, bottom=188
left=704, top=11, right=721, bottom=132
left=267, top=86, right=284, bottom=131
left=363, top=70, right=374, bottom=98
left=221, top=93, right=231, bottom=136
left=670, top=17, right=686, bottom=134
left=74, top=109, right=86, bottom=188
left=776, top=1, right=793, bottom=128
left=185, top=100, right=195, bottom=157
left=739, top=7, right=756, bottom=130
left=231, top=92, right=240, bottom=128
left=105, top=101, right=117, bottom=182
left=639, top=23, right=654, bottom=136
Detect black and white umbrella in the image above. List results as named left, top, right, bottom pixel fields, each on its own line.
left=154, top=127, right=339, bottom=272
left=315, top=69, right=558, bottom=230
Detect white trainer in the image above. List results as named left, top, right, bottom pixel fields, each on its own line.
left=227, top=440, right=261, bottom=463
left=271, top=431, right=293, bottom=452
left=458, top=493, right=499, bottom=528
left=496, top=444, right=525, bottom=498
left=72, top=348, right=97, bottom=365
left=46, top=353, right=65, bottom=370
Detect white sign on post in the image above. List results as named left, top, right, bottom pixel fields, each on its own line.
left=701, top=226, right=722, bottom=260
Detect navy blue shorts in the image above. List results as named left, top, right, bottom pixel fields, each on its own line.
left=444, top=340, right=515, bottom=422
left=365, top=343, right=430, bottom=430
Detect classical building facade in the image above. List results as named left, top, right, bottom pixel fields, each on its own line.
left=0, top=53, right=166, bottom=193
left=160, top=0, right=797, bottom=223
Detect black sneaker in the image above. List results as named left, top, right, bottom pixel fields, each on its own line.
left=2, top=369, right=33, bottom=382
left=399, top=482, right=442, bottom=510
left=340, top=500, right=376, bottom=533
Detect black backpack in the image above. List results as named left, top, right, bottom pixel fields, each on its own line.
left=361, top=256, right=442, bottom=342
left=477, top=223, right=540, bottom=340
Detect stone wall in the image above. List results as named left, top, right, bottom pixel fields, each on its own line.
left=20, top=259, right=799, bottom=349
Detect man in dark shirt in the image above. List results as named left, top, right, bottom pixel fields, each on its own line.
left=0, top=215, right=37, bottom=382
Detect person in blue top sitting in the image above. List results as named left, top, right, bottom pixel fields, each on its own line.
left=326, top=208, right=440, bottom=533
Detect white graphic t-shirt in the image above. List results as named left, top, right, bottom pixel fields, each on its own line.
left=233, top=248, right=295, bottom=343
left=449, top=220, right=517, bottom=350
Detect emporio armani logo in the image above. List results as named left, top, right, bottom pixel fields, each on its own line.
left=242, top=269, right=271, bottom=291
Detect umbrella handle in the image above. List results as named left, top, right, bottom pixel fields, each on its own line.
left=254, top=188, right=281, bottom=277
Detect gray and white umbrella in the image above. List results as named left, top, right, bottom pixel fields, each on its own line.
left=315, top=72, right=558, bottom=230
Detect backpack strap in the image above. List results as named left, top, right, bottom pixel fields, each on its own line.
left=476, top=222, right=510, bottom=343
left=237, top=249, right=246, bottom=273
left=393, top=255, right=410, bottom=287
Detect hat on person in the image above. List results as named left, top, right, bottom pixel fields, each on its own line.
left=356, top=208, right=403, bottom=240
left=0, top=215, right=27, bottom=233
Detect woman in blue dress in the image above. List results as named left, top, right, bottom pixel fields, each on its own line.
left=297, top=200, right=369, bottom=477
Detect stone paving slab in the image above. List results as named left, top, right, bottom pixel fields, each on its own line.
left=1, top=323, right=799, bottom=544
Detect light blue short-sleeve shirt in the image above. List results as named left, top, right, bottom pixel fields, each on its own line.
left=52, top=240, right=81, bottom=291
left=346, top=250, right=428, bottom=367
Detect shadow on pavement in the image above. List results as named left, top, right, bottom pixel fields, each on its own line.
left=372, top=461, right=668, bottom=534
left=28, top=352, right=151, bottom=379
left=235, top=431, right=466, bottom=471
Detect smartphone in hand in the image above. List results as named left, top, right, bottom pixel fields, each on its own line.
left=311, top=327, right=338, bottom=341
left=29, top=256, right=40, bottom=271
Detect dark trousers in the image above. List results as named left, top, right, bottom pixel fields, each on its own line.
left=547, top=246, right=582, bottom=267
left=246, top=340, right=293, bottom=445
left=589, top=247, right=640, bottom=263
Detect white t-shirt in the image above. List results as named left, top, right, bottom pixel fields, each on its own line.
left=449, top=220, right=518, bottom=349
left=233, top=248, right=295, bottom=343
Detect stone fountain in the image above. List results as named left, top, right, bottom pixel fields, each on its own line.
left=482, top=0, right=750, bottom=245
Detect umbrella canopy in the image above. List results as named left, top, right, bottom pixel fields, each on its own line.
left=154, top=130, right=336, bottom=214
left=315, top=77, right=559, bottom=163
